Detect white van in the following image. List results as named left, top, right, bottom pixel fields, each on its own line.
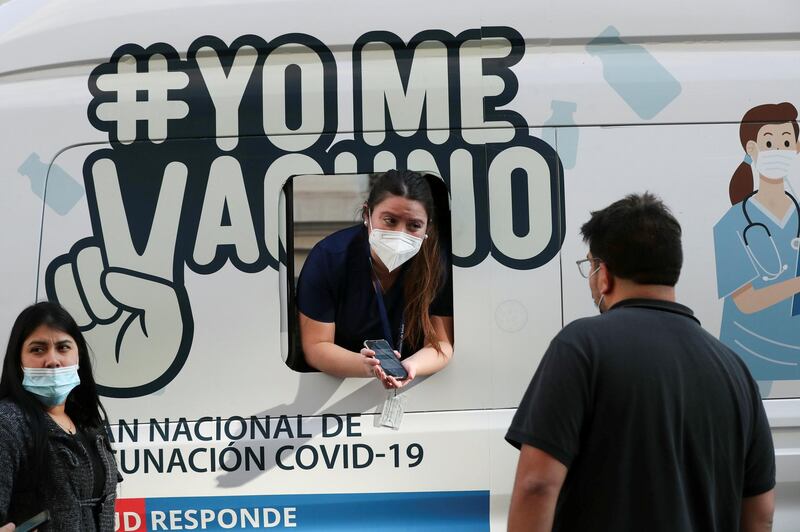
left=1, top=0, right=799, bottom=530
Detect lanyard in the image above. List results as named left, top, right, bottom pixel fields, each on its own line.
left=369, top=258, right=405, bottom=354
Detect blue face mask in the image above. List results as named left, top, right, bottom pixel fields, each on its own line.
left=22, top=365, right=80, bottom=407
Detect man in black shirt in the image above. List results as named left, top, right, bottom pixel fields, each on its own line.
left=506, top=193, right=775, bottom=531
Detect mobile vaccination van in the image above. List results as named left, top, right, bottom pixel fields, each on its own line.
left=1, top=0, right=799, bottom=530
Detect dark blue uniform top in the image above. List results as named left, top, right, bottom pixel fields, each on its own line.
left=296, top=224, right=453, bottom=357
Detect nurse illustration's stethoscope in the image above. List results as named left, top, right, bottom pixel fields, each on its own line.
left=742, top=189, right=800, bottom=281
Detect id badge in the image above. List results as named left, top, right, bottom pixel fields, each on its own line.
left=379, top=391, right=407, bottom=430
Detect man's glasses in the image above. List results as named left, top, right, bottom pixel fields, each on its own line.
left=576, top=257, right=603, bottom=278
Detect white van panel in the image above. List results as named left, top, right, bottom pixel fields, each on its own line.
left=0, top=0, right=798, bottom=529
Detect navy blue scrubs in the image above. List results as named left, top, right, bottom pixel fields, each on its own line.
left=296, top=224, right=453, bottom=357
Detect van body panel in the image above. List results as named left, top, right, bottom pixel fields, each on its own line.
left=1, top=0, right=799, bottom=529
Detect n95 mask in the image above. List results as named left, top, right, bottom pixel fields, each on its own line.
left=754, top=150, right=797, bottom=179
left=369, top=228, right=424, bottom=272
left=22, top=365, right=80, bottom=407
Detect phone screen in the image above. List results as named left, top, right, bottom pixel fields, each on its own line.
left=364, top=339, right=408, bottom=379
left=16, top=510, right=50, bottom=532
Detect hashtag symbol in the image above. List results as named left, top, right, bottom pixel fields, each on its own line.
left=95, top=54, right=189, bottom=144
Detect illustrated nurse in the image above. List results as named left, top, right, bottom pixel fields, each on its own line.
left=296, top=169, right=454, bottom=389
left=714, top=102, right=800, bottom=387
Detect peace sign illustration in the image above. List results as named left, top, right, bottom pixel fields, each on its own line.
left=45, top=154, right=194, bottom=398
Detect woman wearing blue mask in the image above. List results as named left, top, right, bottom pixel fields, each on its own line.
left=713, top=102, right=800, bottom=390
left=296, top=169, right=454, bottom=389
left=0, top=302, right=119, bottom=531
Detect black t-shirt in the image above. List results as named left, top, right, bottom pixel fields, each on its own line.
left=296, top=224, right=453, bottom=356
left=506, top=298, right=775, bottom=532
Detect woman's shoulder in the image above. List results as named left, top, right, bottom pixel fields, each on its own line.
left=0, top=399, right=30, bottom=433
left=312, top=224, right=364, bottom=255
left=303, top=224, right=365, bottom=271
left=0, top=399, right=25, bottom=420
left=298, top=224, right=366, bottom=287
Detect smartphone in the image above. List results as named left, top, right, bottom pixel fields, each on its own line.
left=364, top=339, right=408, bottom=380
left=16, top=510, right=50, bottom=532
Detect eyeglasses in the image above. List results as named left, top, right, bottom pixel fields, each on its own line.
left=576, top=257, right=603, bottom=278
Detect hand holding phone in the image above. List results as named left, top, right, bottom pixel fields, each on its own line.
left=16, top=510, right=50, bottom=532
left=364, top=339, right=408, bottom=380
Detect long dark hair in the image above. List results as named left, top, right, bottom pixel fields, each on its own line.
left=0, top=302, right=109, bottom=480
left=363, top=170, right=449, bottom=353
left=729, top=102, right=799, bottom=205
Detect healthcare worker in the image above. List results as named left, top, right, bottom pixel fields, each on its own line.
left=714, top=102, right=800, bottom=385
left=296, top=169, right=454, bottom=389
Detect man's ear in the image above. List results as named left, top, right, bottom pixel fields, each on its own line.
left=598, top=262, right=613, bottom=295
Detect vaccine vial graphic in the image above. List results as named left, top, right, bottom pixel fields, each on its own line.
left=542, top=100, right=579, bottom=170
left=18, top=153, right=84, bottom=215
left=586, top=26, right=682, bottom=120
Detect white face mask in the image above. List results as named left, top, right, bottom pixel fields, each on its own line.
left=368, top=217, right=425, bottom=272
left=753, top=150, right=797, bottom=179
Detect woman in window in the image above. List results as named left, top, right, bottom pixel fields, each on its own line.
left=0, top=302, right=119, bottom=531
left=297, top=169, right=454, bottom=388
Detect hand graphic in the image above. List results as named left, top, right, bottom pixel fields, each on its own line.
left=45, top=157, right=193, bottom=397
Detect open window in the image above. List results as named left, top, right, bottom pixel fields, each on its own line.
left=280, top=172, right=452, bottom=372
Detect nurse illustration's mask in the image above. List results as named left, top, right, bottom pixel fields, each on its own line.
left=752, top=150, right=797, bottom=180
left=367, top=212, right=426, bottom=272
left=747, top=122, right=800, bottom=180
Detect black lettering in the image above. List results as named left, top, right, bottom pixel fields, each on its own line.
left=353, top=444, right=374, bottom=469
left=224, top=416, right=247, bottom=440
left=296, top=414, right=312, bottom=438
left=322, top=414, right=342, bottom=437
left=120, top=449, right=139, bottom=474
left=172, top=418, right=192, bottom=441
left=244, top=446, right=265, bottom=471
left=144, top=448, right=164, bottom=473
left=320, top=444, right=340, bottom=469
left=167, top=448, right=187, bottom=473
left=250, top=415, right=270, bottom=440
left=296, top=445, right=319, bottom=470
left=276, top=445, right=294, bottom=470
left=150, top=418, right=169, bottom=442
left=346, top=414, right=361, bottom=437
left=195, top=416, right=213, bottom=442
left=273, top=415, right=294, bottom=439
left=188, top=448, right=208, bottom=473
left=118, top=418, right=138, bottom=443
left=219, top=444, right=242, bottom=472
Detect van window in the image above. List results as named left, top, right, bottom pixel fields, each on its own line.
left=280, top=172, right=452, bottom=372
